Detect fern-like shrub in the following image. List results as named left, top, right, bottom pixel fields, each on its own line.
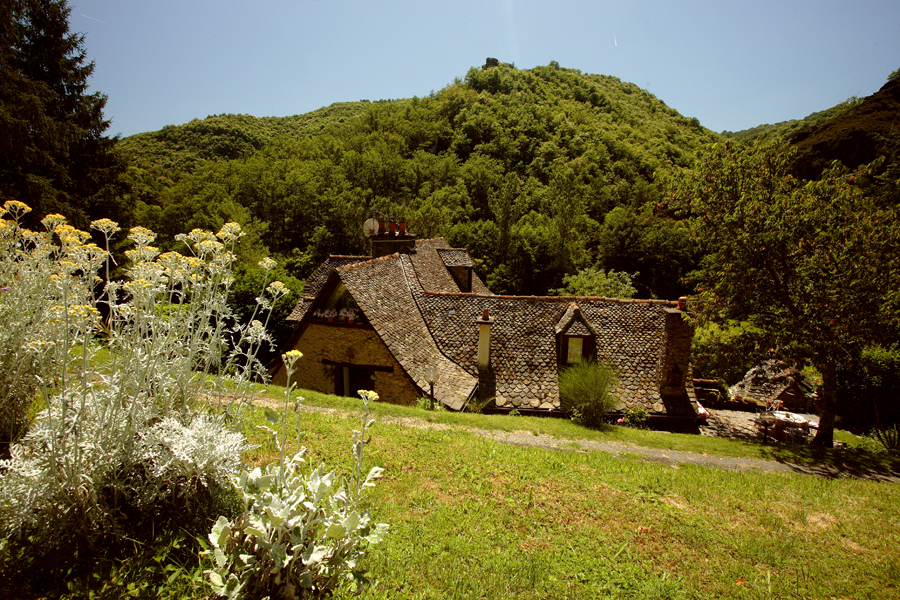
left=872, top=425, right=900, bottom=455
left=558, top=360, right=618, bottom=428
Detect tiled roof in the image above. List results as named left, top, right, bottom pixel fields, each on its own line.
left=554, top=302, right=598, bottom=336
left=418, top=292, right=683, bottom=413
left=286, top=256, right=370, bottom=321
left=437, top=248, right=475, bottom=268
left=336, top=254, right=477, bottom=410
left=409, top=238, right=492, bottom=295
left=286, top=240, right=490, bottom=321
left=282, top=240, right=690, bottom=417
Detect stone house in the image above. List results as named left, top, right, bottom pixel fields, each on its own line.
left=271, top=227, right=698, bottom=427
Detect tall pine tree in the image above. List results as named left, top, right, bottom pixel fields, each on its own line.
left=0, top=0, right=126, bottom=227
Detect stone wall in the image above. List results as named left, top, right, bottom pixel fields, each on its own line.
left=271, top=322, right=420, bottom=406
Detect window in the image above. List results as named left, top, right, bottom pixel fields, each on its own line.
left=335, top=366, right=375, bottom=397
left=559, top=334, right=595, bottom=366
left=448, top=266, right=472, bottom=293
left=566, top=337, right=583, bottom=364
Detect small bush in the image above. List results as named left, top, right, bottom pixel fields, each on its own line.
left=558, top=360, right=618, bottom=427
left=0, top=207, right=286, bottom=553
left=205, top=364, right=387, bottom=599
left=619, top=406, right=650, bottom=428
left=872, top=425, right=900, bottom=455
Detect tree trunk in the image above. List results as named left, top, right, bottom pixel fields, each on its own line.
left=812, top=360, right=836, bottom=447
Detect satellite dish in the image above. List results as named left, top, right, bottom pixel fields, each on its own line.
left=363, top=217, right=379, bottom=236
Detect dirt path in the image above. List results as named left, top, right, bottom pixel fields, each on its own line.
left=256, top=398, right=900, bottom=482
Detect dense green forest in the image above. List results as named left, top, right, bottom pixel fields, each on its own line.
left=120, top=62, right=721, bottom=298
left=720, top=96, right=862, bottom=144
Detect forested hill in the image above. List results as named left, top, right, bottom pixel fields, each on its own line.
left=118, top=101, right=371, bottom=175
left=122, top=62, right=722, bottom=298
left=787, top=76, right=900, bottom=180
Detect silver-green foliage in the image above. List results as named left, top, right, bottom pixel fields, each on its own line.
left=205, top=385, right=387, bottom=599
left=0, top=207, right=287, bottom=546
left=558, top=360, right=619, bottom=427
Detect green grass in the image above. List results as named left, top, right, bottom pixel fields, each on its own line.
left=8, top=385, right=900, bottom=599
left=255, top=397, right=899, bottom=600
left=254, top=384, right=900, bottom=472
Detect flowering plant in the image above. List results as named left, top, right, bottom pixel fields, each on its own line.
left=0, top=204, right=287, bottom=549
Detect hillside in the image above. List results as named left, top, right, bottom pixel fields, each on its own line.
left=788, top=77, right=900, bottom=180
left=122, top=62, right=721, bottom=299
left=118, top=101, right=371, bottom=175
left=720, top=96, right=862, bottom=144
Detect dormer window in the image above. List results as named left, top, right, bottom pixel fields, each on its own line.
left=559, top=330, right=595, bottom=365
left=554, top=303, right=597, bottom=366
left=437, top=249, right=475, bottom=293
left=448, top=266, right=472, bottom=293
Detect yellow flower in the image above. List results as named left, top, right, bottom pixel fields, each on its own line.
left=91, top=218, right=120, bottom=235
left=215, top=222, right=243, bottom=242
left=266, top=280, right=289, bottom=297
left=357, top=389, right=379, bottom=403
left=41, top=214, right=67, bottom=231
left=54, top=224, right=91, bottom=243
left=282, top=349, right=303, bottom=369
left=196, top=239, right=224, bottom=256
left=124, top=278, right=153, bottom=293
left=125, top=245, right=160, bottom=264
left=186, top=229, right=216, bottom=244
left=3, top=200, right=31, bottom=216
left=258, top=257, right=277, bottom=271
left=128, top=226, right=157, bottom=246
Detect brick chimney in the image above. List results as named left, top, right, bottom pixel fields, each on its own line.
left=366, top=216, right=417, bottom=258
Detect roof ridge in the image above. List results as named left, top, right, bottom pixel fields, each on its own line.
left=335, top=252, right=403, bottom=271
left=423, top=291, right=678, bottom=306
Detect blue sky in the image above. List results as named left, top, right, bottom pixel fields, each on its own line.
left=69, top=0, right=900, bottom=138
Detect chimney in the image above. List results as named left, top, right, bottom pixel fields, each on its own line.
left=368, top=214, right=416, bottom=258
left=677, top=297, right=688, bottom=311
left=477, top=308, right=493, bottom=370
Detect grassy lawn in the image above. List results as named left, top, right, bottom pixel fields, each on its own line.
left=236, top=389, right=900, bottom=600
left=10, top=386, right=900, bottom=599
left=256, top=385, right=899, bottom=472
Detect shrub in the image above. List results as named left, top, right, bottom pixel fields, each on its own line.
left=872, top=425, right=900, bottom=455
left=619, top=406, right=650, bottom=428
left=0, top=204, right=89, bottom=454
left=558, top=360, right=618, bottom=427
left=0, top=206, right=286, bottom=552
left=205, top=357, right=387, bottom=599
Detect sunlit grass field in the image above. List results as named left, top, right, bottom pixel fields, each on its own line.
left=242, top=389, right=900, bottom=599
left=18, top=385, right=900, bottom=599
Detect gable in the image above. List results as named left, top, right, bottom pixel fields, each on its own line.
left=337, top=254, right=478, bottom=410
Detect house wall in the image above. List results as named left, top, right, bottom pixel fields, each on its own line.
left=657, top=309, right=696, bottom=417
left=271, top=322, right=420, bottom=405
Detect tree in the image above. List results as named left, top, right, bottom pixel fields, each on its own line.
left=555, top=266, right=637, bottom=299
left=671, top=141, right=900, bottom=446
left=0, top=0, right=125, bottom=227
